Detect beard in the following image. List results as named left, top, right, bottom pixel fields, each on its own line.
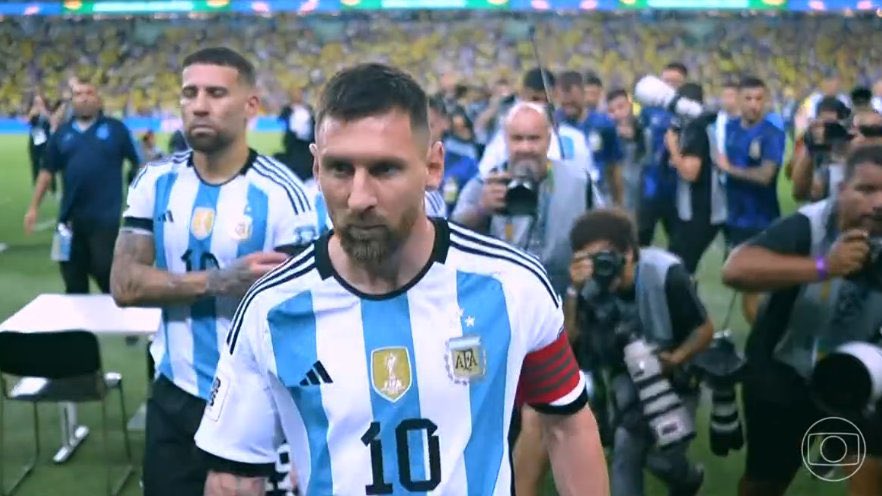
left=336, top=206, right=419, bottom=266
left=185, top=125, right=234, bottom=154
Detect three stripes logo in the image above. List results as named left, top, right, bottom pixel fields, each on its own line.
left=299, top=361, right=333, bottom=387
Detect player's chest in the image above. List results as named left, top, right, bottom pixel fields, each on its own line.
left=155, top=176, right=270, bottom=268
left=272, top=290, right=518, bottom=414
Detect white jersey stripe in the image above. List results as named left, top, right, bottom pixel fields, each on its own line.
left=253, top=157, right=310, bottom=214
left=448, top=222, right=548, bottom=280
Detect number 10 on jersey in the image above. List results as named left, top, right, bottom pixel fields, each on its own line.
left=361, top=418, right=441, bottom=494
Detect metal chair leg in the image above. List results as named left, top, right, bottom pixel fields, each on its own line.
left=117, top=381, right=132, bottom=463
left=0, top=396, right=38, bottom=496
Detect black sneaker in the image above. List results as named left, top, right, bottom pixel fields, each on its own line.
left=670, top=464, right=704, bottom=496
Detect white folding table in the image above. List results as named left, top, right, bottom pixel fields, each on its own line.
left=0, top=294, right=160, bottom=463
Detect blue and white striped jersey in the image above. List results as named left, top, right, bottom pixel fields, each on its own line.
left=195, top=219, right=587, bottom=495
left=122, top=149, right=318, bottom=400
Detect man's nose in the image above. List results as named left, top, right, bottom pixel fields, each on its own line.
left=348, top=169, right=377, bottom=212
left=190, top=92, right=210, bottom=115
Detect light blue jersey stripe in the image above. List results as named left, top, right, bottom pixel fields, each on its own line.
left=458, top=272, right=511, bottom=495
left=315, top=192, right=330, bottom=235
left=268, top=291, right=333, bottom=495
left=236, top=183, right=268, bottom=257
left=153, top=171, right=178, bottom=380
left=189, top=182, right=221, bottom=399
left=361, top=296, right=427, bottom=494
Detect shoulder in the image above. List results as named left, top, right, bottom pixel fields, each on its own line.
left=226, top=244, right=323, bottom=354
left=762, top=120, right=786, bottom=138
left=131, top=151, right=189, bottom=189
left=104, top=117, right=131, bottom=132
left=246, top=153, right=313, bottom=213
left=445, top=221, right=560, bottom=309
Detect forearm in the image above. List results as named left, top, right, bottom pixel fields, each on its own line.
left=451, top=204, right=491, bottom=232
left=672, top=319, right=714, bottom=364
left=725, top=163, right=777, bottom=186
left=790, top=150, right=814, bottom=201
left=110, top=231, right=211, bottom=307
left=544, top=408, right=609, bottom=496
left=605, top=163, right=623, bottom=206
left=204, top=471, right=265, bottom=496
left=28, top=170, right=53, bottom=211
left=722, top=246, right=820, bottom=291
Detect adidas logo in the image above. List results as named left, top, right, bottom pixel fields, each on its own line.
left=299, top=361, right=333, bottom=386
left=156, top=210, right=174, bottom=223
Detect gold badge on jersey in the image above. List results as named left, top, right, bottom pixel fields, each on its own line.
left=190, top=207, right=216, bottom=240
left=231, top=215, right=253, bottom=241
left=371, top=347, right=412, bottom=403
left=445, top=335, right=486, bottom=385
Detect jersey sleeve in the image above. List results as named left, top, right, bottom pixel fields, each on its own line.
left=270, top=181, right=319, bottom=253
left=196, top=297, right=281, bottom=476
left=518, top=284, right=587, bottom=415
left=121, top=166, right=158, bottom=234
left=762, top=126, right=786, bottom=167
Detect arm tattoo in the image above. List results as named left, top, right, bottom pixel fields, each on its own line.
left=110, top=231, right=155, bottom=301
left=204, top=471, right=265, bottom=496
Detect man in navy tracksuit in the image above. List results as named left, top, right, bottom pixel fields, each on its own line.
left=24, top=79, right=141, bottom=293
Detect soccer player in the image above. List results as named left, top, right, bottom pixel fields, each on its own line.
left=716, top=76, right=786, bottom=326
left=195, top=63, right=608, bottom=496
left=109, top=47, right=317, bottom=495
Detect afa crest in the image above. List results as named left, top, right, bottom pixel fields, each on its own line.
left=190, top=207, right=216, bottom=240
left=370, top=347, right=412, bottom=403
left=445, top=335, right=487, bottom=385
left=749, top=139, right=762, bottom=161
left=231, top=215, right=253, bottom=241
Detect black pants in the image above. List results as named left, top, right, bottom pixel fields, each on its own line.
left=669, top=220, right=721, bottom=274
left=637, top=194, right=679, bottom=247
left=59, top=223, right=117, bottom=294
left=28, top=144, right=55, bottom=192
left=143, top=375, right=209, bottom=496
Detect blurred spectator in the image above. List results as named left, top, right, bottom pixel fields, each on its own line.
left=277, top=86, right=314, bottom=180
left=26, top=93, right=54, bottom=193
left=607, top=88, right=645, bottom=212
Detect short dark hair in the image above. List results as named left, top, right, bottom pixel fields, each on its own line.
left=852, top=87, right=873, bottom=108
left=817, top=96, right=846, bottom=118
left=182, top=47, right=256, bottom=86
left=584, top=74, right=603, bottom=88
left=569, top=208, right=638, bottom=255
left=664, top=62, right=688, bottom=77
left=739, top=76, right=766, bottom=91
left=845, top=144, right=882, bottom=181
left=558, top=71, right=583, bottom=91
left=722, top=79, right=740, bottom=90
left=678, top=82, right=704, bottom=104
left=428, top=95, right=447, bottom=117
left=316, top=63, right=429, bottom=136
left=523, top=67, right=555, bottom=93
left=607, top=88, right=629, bottom=103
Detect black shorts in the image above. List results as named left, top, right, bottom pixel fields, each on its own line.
left=143, top=375, right=209, bottom=496
left=669, top=220, right=721, bottom=274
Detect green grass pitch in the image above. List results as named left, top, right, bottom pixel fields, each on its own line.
left=0, top=133, right=844, bottom=495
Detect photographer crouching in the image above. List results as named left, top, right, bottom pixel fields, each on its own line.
left=723, top=144, right=882, bottom=496
left=515, top=208, right=713, bottom=496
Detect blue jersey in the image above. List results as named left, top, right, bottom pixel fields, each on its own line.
left=122, top=149, right=318, bottom=399
left=43, top=115, right=141, bottom=227
left=638, top=106, right=677, bottom=200
left=441, top=151, right=479, bottom=214
left=196, top=220, right=587, bottom=495
left=724, top=117, right=786, bottom=230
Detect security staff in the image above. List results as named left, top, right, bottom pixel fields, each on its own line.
left=452, top=100, right=601, bottom=295
left=24, top=78, right=141, bottom=294
left=665, top=83, right=727, bottom=274
left=607, top=88, right=646, bottom=213
left=722, top=144, right=882, bottom=496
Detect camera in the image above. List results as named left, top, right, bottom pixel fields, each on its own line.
left=806, top=121, right=854, bottom=153
left=617, top=320, right=697, bottom=450
left=502, top=158, right=540, bottom=216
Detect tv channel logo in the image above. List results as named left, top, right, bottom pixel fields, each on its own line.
left=801, top=417, right=867, bottom=482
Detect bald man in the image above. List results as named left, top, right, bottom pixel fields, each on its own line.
left=452, top=101, right=602, bottom=296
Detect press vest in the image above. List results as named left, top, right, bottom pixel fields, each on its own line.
left=675, top=121, right=727, bottom=225
left=633, top=247, right=682, bottom=348
left=770, top=199, right=882, bottom=379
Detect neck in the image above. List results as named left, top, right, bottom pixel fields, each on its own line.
left=192, top=138, right=250, bottom=183
left=741, top=116, right=760, bottom=127
left=76, top=115, right=96, bottom=126
left=330, top=216, right=436, bottom=295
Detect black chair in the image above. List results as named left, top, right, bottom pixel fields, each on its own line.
left=0, top=331, right=133, bottom=496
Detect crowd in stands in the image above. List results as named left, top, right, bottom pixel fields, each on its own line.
left=2, top=11, right=882, bottom=118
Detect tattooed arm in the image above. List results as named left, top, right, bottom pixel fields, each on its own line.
left=109, top=231, right=289, bottom=307
left=204, top=472, right=266, bottom=496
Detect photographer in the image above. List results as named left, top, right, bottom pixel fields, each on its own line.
left=722, top=144, right=882, bottom=496
left=664, top=83, right=727, bottom=274
left=515, top=208, right=712, bottom=496
left=791, top=96, right=852, bottom=202
left=452, top=101, right=601, bottom=294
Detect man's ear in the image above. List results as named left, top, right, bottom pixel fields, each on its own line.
left=310, top=143, right=319, bottom=188
left=245, top=93, right=260, bottom=120
left=426, top=140, right=445, bottom=191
